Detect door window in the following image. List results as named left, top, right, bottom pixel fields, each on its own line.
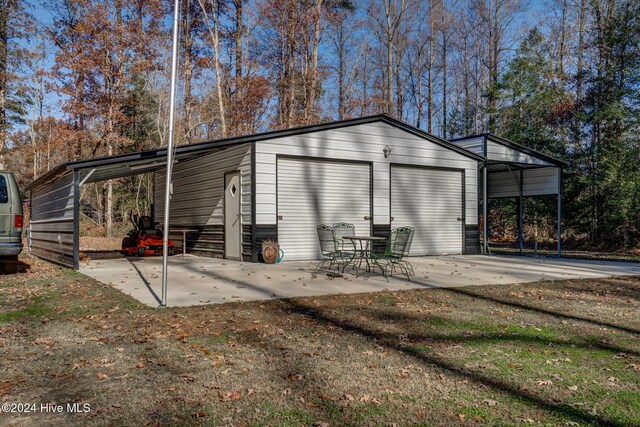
left=0, top=176, right=7, bottom=204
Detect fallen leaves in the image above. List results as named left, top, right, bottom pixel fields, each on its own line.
left=219, top=391, right=241, bottom=402
left=96, top=373, right=108, bottom=380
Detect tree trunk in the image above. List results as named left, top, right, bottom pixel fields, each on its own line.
left=306, top=0, right=323, bottom=122
left=0, top=1, right=6, bottom=162
left=234, top=0, right=243, bottom=133
left=440, top=0, right=447, bottom=138
left=337, top=17, right=345, bottom=120
left=183, top=0, right=193, bottom=143
left=198, top=0, right=227, bottom=137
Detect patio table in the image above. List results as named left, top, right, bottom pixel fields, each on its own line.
left=342, top=236, right=387, bottom=277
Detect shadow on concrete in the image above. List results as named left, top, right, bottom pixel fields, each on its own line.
left=127, top=258, right=162, bottom=306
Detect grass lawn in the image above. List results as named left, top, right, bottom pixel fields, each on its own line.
left=0, top=256, right=639, bottom=426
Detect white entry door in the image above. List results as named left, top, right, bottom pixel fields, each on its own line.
left=391, top=166, right=464, bottom=256
left=277, top=158, right=371, bottom=260
left=224, top=172, right=241, bottom=260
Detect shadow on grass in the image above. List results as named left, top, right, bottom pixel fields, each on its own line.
left=278, top=298, right=625, bottom=427
left=413, top=278, right=640, bottom=336
left=351, top=305, right=640, bottom=357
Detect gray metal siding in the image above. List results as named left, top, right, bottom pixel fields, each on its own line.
left=523, top=167, right=560, bottom=196
left=155, top=144, right=252, bottom=258
left=451, top=136, right=485, bottom=155
left=277, top=158, right=371, bottom=260
left=486, top=140, right=552, bottom=166
left=255, top=122, right=479, bottom=229
left=488, top=170, right=522, bottom=198
left=488, top=167, right=559, bottom=198
left=391, top=166, right=464, bottom=255
left=29, top=171, right=76, bottom=267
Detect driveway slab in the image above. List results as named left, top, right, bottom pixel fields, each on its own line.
left=79, top=254, right=640, bottom=307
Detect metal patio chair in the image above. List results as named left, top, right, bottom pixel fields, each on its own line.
left=332, top=222, right=356, bottom=255
left=374, top=226, right=415, bottom=280
left=315, top=224, right=341, bottom=275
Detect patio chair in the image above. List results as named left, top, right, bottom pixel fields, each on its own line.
left=332, top=222, right=356, bottom=254
left=315, top=224, right=341, bottom=275
left=374, top=226, right=415, bottom=280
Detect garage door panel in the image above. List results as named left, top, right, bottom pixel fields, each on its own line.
left=278, top=159, right=371, bottom=260
left=391, top=167, right=463, bottom=256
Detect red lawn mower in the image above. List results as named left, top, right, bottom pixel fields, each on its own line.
left=121, top=214, right=175, bottom=257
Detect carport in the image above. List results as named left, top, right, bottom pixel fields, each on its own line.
left=451, top=134, right=567, bottom=256
left=23, top=140, right=246, bottom=269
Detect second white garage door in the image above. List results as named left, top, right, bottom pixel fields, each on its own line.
left=391, top=166, right=464, bottom=256
left=277, top=158, right=371, bottom=260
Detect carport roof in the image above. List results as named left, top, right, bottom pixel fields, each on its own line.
left=25, top=114, right=485, bottom=191
left=451, top=133, right=568, bottom=168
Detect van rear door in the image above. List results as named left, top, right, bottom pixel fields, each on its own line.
left=0, top=174, right=11, bottom=242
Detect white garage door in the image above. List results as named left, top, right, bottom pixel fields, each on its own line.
left=391, top=166, right=463, bottom=256
left=277, top=158, right=371, bottom=260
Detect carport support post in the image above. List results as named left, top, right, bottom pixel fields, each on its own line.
left=518, top=169, right=524, bottom=255
left=72, top=169, right=80, bottom=270
left=557, top=168, right=562, bottom=257
left=161, top=0, right=181, bottom=307
left=483, top=163, right=488, bottom=255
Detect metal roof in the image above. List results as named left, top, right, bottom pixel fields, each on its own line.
left=26, top=114, right=485, bottom=191
left=451, top=133, right=568, bottom=167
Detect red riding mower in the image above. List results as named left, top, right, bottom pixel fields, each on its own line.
left=121, top=214, right=175, bottom=257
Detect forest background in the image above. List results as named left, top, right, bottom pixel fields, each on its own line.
left=1, top=0, right=638, bottom=250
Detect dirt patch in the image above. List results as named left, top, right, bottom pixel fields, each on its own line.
left=0, top=257, right=639, bottom=426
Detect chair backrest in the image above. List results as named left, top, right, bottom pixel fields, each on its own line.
left=388, top=226, right=415, bottom=258
left=317, top=224, right=336, bottom=255
left=333, top=223, right=355, bottom=251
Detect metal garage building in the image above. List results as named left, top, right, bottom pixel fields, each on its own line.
left=25, top=115, right=562, bottom=269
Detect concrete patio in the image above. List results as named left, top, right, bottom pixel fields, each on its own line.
left=78, top=254, right=640, bottom=307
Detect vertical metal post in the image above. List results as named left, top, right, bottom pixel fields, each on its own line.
left=161, top=0, right=181, bottom=307
left=557, top=167, right=562, bottom=257
left=518, top=169, right=524, bottom=255
left=483, top=163, right=488, bottom=255
left=72, top=170, right=80, bottom=270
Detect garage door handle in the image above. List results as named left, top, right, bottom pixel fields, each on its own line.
left=457, top=217, right=464, bottom=221
left=364, top=216, right=372, bottom=221
left=278, top=215, right=283, bottom=220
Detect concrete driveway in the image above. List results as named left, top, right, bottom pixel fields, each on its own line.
left=79, top=254, right=640, bottom=307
